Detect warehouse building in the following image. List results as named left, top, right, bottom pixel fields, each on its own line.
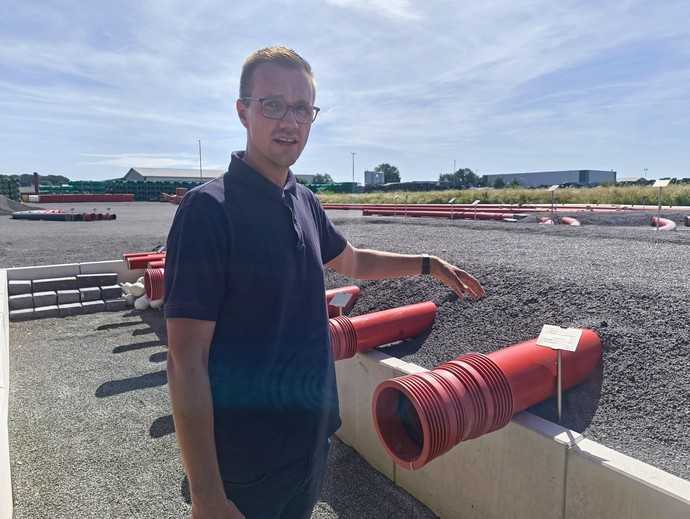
left=483, top=169, right=616, bottom=187
left=365, top=170, right=385, bottom=186
left=123, top=167, right=225, bottom=183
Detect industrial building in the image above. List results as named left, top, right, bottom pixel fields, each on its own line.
left=365, top=170, right=385, bottom=186
left=123, top=167, right=225, bottom=183
left=483, top=169, right=616, bottom=187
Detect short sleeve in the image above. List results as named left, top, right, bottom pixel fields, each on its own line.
left=311, top=194, right=347, bottom=264
left=163, top=191, right=230, bottom=321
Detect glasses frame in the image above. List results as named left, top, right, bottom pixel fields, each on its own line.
left=240, top=96, right=320, bottom=124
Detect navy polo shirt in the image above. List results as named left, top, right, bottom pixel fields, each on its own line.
left=164, top=151, right=347, bottom=481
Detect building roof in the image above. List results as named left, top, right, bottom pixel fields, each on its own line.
left=125, top=167, right=226, bottom=182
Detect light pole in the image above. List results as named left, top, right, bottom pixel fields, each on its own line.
left=643, top=167, right=648, bottom=179
left=351, top=152, right=356, bottom=193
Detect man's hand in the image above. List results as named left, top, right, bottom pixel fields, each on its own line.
left=430, top=256, right=486, bottom=301
left=191, top=498, right=245, bottom=519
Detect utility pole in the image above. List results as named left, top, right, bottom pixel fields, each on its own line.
left=453, top=159, right=456, bottom=174
left=351, top=152, right=356, bottom=193
left=198, top=139, right=203, bottom=180
left=643, top=167, right=648, bottom=179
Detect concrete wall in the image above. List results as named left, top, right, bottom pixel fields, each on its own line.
left=335, top=350, right=690, bottom=519
left=0, top=269, right=13, bottom=519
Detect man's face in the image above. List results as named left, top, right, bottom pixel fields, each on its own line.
left=237, top=62, right=315, bottom=170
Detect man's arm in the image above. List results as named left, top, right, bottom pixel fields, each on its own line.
left=326, top=242, right=485, bottom=300
left=167, top=318, right=244, bottom=519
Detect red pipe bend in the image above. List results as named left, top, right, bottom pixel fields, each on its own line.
left=372, top=329, right=602, bottom=470
left=651, top=216, right=676, bottom=230
left=325, top=286, right=361, bottom=317
left=144, top=268, right=165, bottom=301
left=561, top=216, right=581, bottom=226
left=329, top=302, right=437, bottom=361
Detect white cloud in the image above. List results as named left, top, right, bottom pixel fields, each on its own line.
left=1, top=0, right=689, bottom=180
left=324, top=0, right=420, bottom=20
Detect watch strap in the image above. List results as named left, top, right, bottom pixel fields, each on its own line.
left=421, top=254, right=431, bottom=275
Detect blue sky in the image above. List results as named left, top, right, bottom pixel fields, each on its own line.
left=1, top=0, right=689, bottom=181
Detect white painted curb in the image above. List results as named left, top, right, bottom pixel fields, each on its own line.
left=0, top=269, right=13, bottom=519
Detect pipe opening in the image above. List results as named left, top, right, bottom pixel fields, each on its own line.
left=374, top=386, right=424, bottom=464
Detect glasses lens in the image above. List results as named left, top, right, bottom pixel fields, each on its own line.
left=261, top=98, right=287, bottom=119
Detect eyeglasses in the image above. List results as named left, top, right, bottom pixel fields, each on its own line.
left=240, top=96, right=320, bottom=124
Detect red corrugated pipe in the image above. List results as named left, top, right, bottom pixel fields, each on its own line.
left=372, top=329, right=602, bottom=470
left=329, top=302, right=437, bottom=361
left=148, top=260, right=165, bottom=269
left=325, top=286, right=361, bottom=317
left=651, top=216, right=676, bottom=230
left=126, top=253, right=166, bottom=270
left=144, top=268, right=165, bottom=301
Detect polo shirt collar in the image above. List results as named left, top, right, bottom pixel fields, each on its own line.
left=228, top=151, right=297, bottom=199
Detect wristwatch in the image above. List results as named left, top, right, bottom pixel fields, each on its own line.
left=421, top=254, right=431, bottom=275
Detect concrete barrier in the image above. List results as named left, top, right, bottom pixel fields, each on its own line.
left=335, top=349, right=690, bottom=519
left=0, top=269, right=13, bottom=519
left=565, top=438, right=690, bottom=519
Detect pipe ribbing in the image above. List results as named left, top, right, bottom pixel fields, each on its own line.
left=372, top=329, right=602, bottom=470
left=144, top=268, right=165, bottom=301
left=329, top=302, right=437, bottom=361
left=325, top=285, right=361, bottom=317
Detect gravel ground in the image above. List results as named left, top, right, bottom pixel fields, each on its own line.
left=0, top=202, right=176, bottom=268
left=8, top=310, right=437, bottom=518
left=324, top=212, right=690, bottom=480
left=4, top=201, right=690, bottom=498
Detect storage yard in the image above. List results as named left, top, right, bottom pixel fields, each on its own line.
left=2, top=201, right=690, bottom=517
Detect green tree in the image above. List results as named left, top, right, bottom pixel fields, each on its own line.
left=374, top=163, right=401, bottom=183
left=493, top=177, right=506, bottom=189
left=439, top=168, right=479, bottom=188
left=312, top=173, right=334, bottom=184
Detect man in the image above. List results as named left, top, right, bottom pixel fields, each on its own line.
left=164, top=46, right=485, bottom=519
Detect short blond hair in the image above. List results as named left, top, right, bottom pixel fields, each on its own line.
left=239, top=46, right=316, bottom=101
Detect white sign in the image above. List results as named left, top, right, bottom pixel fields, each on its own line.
left=536, top=325, right=582, bottom=352
left=547, top=185, right=560, bottom=192
left=448, top=198, right=456, bottom=204
left=330, top=292, right=352, bottom=309
left=471, top=199, right=481, bottom=205
left=653, top=179, right=671, bottom=188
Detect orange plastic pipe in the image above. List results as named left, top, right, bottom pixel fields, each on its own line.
left=651, top=216, right=676, bottom=230
left=144, top=268, right=165, bottom=301
left=372, top=329, right=602, bottom=470
left=325, top=285, right=361, bottom=317
left=561, top=216, right=581, bottom=226
left=329, top=302, right=437, bottom=361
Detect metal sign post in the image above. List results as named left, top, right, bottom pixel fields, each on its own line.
left=448, top=198, right=456, bottom=220
left=330, top=292, right=353, bottom=317
left=472, top=199, right=480, bottom=220
left=547, top=185, right=559, bottom=223
left=653, top=179, right=671, bottom=231
left=536, top=325, right=583, bottom=422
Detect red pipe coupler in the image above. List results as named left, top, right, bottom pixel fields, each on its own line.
left=372, top=329, right=602, bottom=470
left=144, top=268, right=165, bottom=301
left=325, top=286, right=361, bottom=317
left=329, top=302, right=437, bottom=361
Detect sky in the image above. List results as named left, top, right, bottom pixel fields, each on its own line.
left=1, top=0, right=689, bottom=182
